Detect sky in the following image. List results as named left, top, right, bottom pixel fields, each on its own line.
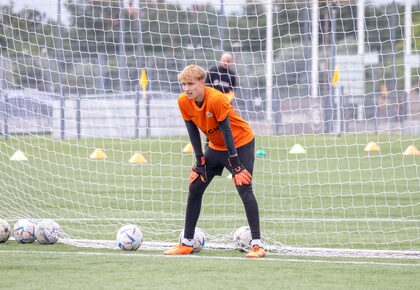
left=0, top=0, right=415, bottom=25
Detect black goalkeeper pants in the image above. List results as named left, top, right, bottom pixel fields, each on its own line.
left=183, top=139, right=261, bottom=240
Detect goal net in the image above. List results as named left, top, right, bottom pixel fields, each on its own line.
left=0, top=0, right=419, bottom=258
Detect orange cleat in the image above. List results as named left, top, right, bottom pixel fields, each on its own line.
left=246, top=245, right=267, bottom=258
left=163, top=243, right=194, bottom=255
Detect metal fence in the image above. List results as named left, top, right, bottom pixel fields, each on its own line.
left=1, top=88, right=419, bottom=139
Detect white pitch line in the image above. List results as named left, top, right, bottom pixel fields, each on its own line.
left=47, top=217, right=420, bottom=223
left=3, top=217, right=420, bottom=223
left=0, top=250, right=419, bottom=267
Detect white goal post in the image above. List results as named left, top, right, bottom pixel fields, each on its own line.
left=0, top=0, right=419, bottom=258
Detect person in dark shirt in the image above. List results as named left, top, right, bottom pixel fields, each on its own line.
left=205, top=53, right=237, bottom=102
left=204, top=53, right=237, bottom=149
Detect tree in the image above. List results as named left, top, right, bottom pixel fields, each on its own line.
left=65, top=0, right=119, bottom=54
left=0, top=3, right=53, bottom=54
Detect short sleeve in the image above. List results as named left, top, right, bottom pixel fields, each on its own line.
left=178, top=96, right=191, bottom=121
left=211, top=93, right=231, bottom=122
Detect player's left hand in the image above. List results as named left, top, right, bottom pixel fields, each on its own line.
left=228, top=155, right=252, bottom=186
left=189, top=156, right=207, bottom=184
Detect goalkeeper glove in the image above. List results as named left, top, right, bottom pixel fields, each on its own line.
left=189, top=156, right=207, bottom=184
left=228, top=155, right=252, bottom=186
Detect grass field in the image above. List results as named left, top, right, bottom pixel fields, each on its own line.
left=0, top=242, right=419, bottom=289
left=0, top=134, right=419, bottom=288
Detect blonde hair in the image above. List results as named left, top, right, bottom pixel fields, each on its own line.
left=178, top=65, right=206, bottom=82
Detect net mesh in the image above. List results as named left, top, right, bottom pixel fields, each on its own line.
left=0, top=0, right=419, bottom=258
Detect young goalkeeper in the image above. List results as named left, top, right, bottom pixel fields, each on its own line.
left=163, top=65, right=266, bottom=258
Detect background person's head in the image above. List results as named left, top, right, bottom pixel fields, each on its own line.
left=220, top=53, right=233, bottom=69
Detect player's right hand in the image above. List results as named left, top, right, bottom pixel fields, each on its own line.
left=189, top=156, right=207, bottom=184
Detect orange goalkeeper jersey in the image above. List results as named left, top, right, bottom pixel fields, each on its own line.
left=178, top=86, right=254, bottom=151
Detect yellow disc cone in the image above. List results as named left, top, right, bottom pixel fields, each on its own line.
left=182, top=143, right=194, bottom=153
left=10, top=150, right=28, bottom=161
left=89, top=149, right=107, bottom=160
left=364, top=142, right=380, bottom=152
left=289, top=144, right=306, bottom=154
left=128, top=153, right=147, bottom=164
left=403, top=145, right=420, bottom=156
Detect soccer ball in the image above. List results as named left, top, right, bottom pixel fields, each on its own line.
left=0, top=219, right=11, bottom=243
left=179, top=227, right=206, bottom=252
left=13, top=219, right=37, bottom=244
left=35, top=220, right=62, bottom=244
left=233, top=226, right=252, bottom=252
left=116, top=224, right=143, bottom=251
